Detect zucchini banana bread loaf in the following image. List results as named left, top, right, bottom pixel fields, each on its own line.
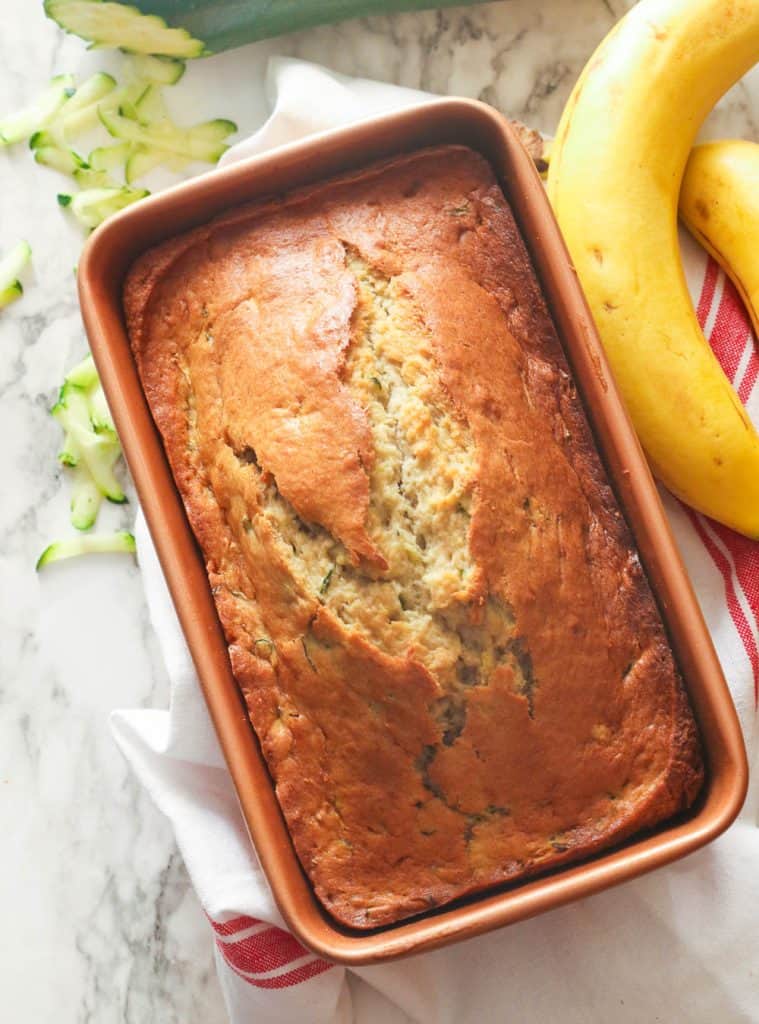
left=124, top=145, right=703, bottom=928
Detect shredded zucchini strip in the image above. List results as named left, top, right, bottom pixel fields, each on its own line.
left=0, top=241, right=32, bottom=309
left=0, top=74, right=74, bottom=145
left=37, top=531, right=136, bottom=570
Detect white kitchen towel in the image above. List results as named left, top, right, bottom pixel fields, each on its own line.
left=110, top=57, right=759, bottom=1024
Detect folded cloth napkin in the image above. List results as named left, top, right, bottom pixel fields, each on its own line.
left=111, top=56, right=759, bottom=1024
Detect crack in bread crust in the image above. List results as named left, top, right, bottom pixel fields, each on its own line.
left=124, top=144, right=704, bottom=929
left=257, top=252, right=532, bottom=703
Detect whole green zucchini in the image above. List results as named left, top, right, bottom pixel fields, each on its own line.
left=45, top=0, right=484, bottom=57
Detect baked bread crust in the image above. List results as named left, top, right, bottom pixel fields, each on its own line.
left=124, top=145, right=703, bottom=929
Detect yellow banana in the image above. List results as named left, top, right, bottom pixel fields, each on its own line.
left=547, top=0, right=759, bottom=538
left=680, top=140, right=759, bottom=340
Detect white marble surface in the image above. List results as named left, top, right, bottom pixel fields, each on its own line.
left=1, top=1, right=757, bottom=1020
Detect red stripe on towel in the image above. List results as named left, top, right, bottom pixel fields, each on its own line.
left=207, top=913, right=334, bottom=988
left=690, top=258, right=759, bottom=703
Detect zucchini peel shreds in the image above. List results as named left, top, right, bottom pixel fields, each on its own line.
left=89, top=382, right=116, bottom=433
left=99, top=107, right=235, bottom=163
left=72, top=166, right=120, bottom=189
left=88, top=141, right=131, bottom=172
left=69, top=465, right=103, bottom=529
left=31, top=133, right=88, bottom=175
left=44, top=0, right=207, bottom=58
left=66, top=185, right=150, bottom=230
left=7, top=61, right=235, bottom=215
left=131, top=83, right=169, bottom=125
left=0, top=74, right=75, bottom=145
left=0, top=240, right=32, bottom=310
left=125, top=145, right=186, bottom=183
left=0, top=281, right=24, bottom=308
left=124, top=53, right=186, bottom=85
left=36, top=531, right=136, bottom=571
left=52, top=387, right=124, bottom=502
left=58, top=71, right=118, bottom=139
left=52, top=354, right=125, bottom=531
left=63, top=352, right=99, bottom=389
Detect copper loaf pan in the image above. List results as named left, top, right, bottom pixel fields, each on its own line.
left=77, top=99, right=747, bottom=965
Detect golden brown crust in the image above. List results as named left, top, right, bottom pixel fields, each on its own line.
left=124, top=145, right=703, bottom=929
